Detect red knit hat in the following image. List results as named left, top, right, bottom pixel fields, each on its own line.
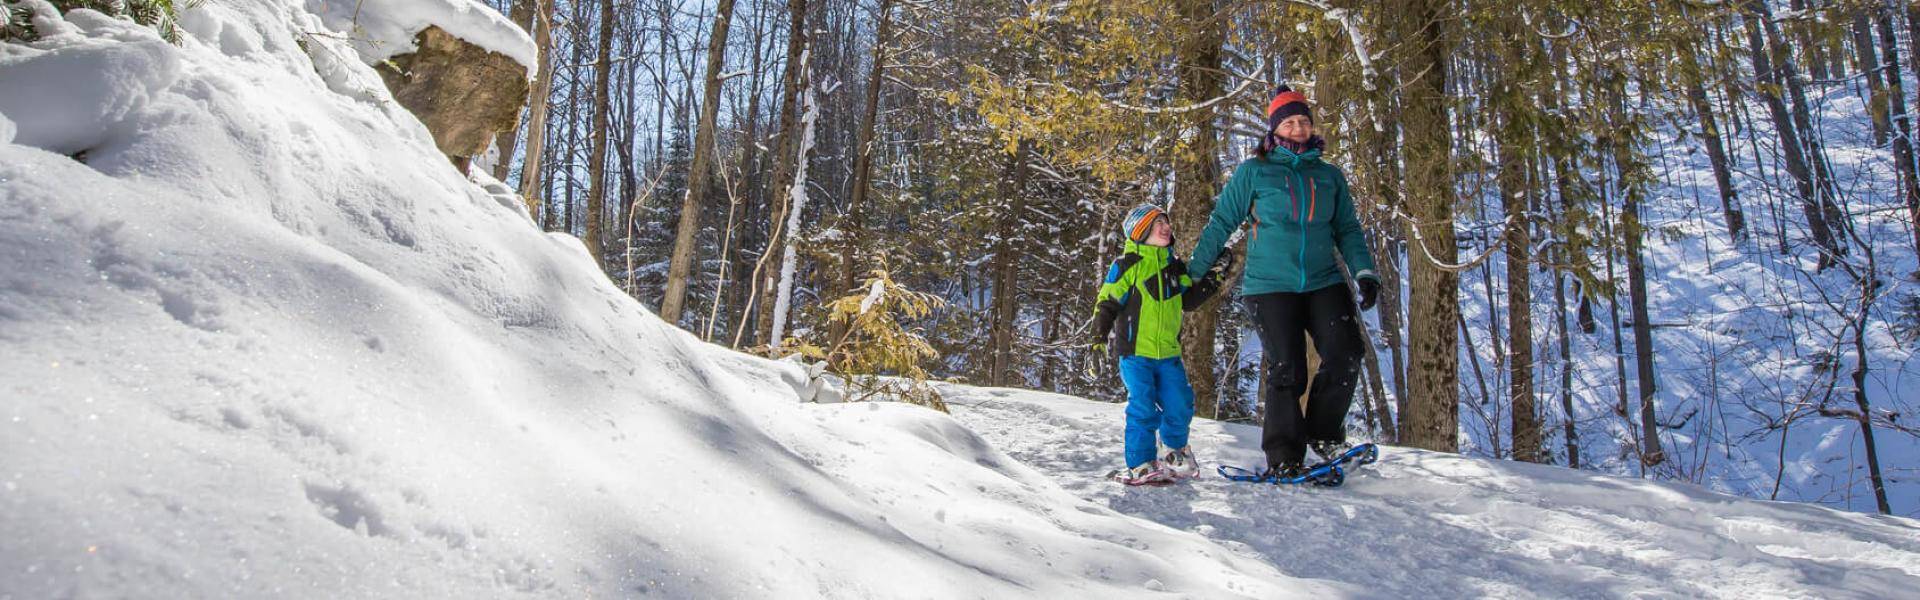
left=1265, top=85, right=1312, bottom=131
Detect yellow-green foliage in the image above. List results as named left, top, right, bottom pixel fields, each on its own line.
left=807, top=269, right=949, bottom=412
left=959, top=0, right=1216, bottom=187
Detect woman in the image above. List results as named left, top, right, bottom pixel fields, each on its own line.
left=1184, top=86, right=1380, bottom=478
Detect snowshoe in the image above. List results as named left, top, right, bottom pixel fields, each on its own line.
left=1309, top=442, right=1380, bottom=472
left=1109, top=461, right=1177, bottom=486
left=1217, top=461, right=1345, bottom=487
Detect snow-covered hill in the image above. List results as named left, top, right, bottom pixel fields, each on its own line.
left=2, top=1, right=1916, bottom=598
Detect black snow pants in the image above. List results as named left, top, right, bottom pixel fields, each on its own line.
left=1243, top=283, right=1364, bottom=467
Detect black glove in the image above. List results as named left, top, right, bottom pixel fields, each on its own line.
left=1357, top=278, right=1379, bottom=311
left=1210, top=250, right=1237, bottom=278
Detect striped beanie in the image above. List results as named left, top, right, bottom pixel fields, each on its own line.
left=1121, top=204, right=1167, bottom=243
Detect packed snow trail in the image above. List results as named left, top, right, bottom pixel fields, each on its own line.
left=943, top=385, right=1920, bottom=599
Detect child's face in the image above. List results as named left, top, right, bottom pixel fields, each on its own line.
left=1146, top=218, right=1172, bottom=246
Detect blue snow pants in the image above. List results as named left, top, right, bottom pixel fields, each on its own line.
left=1119, top=355, right=1196, bottom=468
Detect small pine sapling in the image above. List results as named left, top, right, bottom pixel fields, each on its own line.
left=793, top=268, right=948, bottom=412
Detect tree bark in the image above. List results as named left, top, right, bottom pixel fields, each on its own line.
left=660, top=0, right=739, bottom=324
left=1851, top=282, right=1893, bottom=514
left=1680, top=36, right=1744, bottom=242
left=757, top=0, right=811, bottom=345
left=725, top=0, right=772, bottom=347
left=1741, top=1, right=1843, bottom=268
left=584, top=0, right=616, bottom=269
left=492, top=0, right=537, bottom=183
left=1873, top=5, right=1920, bottom=258
left=1852, top=13, right=1891, bottom=147
left=987, top=140, right=1032, bottom=386
left=1497, top=90, right=1541, bottom=464
left=1172, top=0, right=1226, bottom=420
left=837, top=0, right=896, bottom=348
left=1395, top=1, right=1460, bottom=453
left=514, top=0, right=555, bottom=222
left=1604, top=73, right=1665, bottom=467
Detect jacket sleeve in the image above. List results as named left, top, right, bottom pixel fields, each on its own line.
left=1090, top=254, right=1141, bottom=344
left=1181, top=268, right=1222, bottom=310
left=1331, top=170, right=1378, bottom=281
left=1186, top=161, right=1255, bottom=281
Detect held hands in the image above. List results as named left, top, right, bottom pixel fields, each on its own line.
left=1209, top=250, right=1237, bottom=279
left=1357, top=278, right=1379, bottom=311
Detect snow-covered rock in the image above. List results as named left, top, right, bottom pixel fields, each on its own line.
left=303, top=0, right=535, bottom=77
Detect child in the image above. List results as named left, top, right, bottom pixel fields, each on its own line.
left=1091, top=204, right=1227, bottom=485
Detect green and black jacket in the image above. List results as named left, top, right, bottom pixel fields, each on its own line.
left=1090, top=240, right=1222, bottom=359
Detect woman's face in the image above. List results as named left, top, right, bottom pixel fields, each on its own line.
left=1276, top=114, right=1313, bottom=143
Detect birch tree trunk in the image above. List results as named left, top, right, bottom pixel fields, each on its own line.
left=769, top=61, right=820, bottom=348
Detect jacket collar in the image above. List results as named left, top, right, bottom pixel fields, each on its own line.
left=1125, top=239, right=1171, bottom=260
left=1264, top=143, right=1322, bottom=168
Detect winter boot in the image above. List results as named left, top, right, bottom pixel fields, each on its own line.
left=1113, top=460, right=1176, bottom=486
left=1261, top=460, right=1306, bottom=482
left=1162, top=447, right=1199, bottom=478
left=1310, top=440, right=1351, bottom=466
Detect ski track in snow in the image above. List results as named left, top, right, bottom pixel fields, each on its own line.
left=944, top=385, right=1920, bottom=600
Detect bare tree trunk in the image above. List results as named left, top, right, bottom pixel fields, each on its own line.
left=660, top=0, right=739, bottom=325
left=1172, top=0, right=1226, bottom=419
left=725, top=0, right=771, bottom=347
left=492, top=0, right=538, bottom=183
left=757, top=0, right=811, bottom=345
left=1498, top=101, right=1541, bottom=464
left=584, top=0, right=616, bottom=269
left=1679, top=34, right=1744, bottom=242
left=1742, top=1, right=1843, bottom=268
left=768, top=61, right=821, bottom=348
left=835, top=0, right=895, bottom=350
left=987, top=139, right=1032, bottom=386
left=1554, top=237, right=1578, bottom=468
left=1363, top=96, right=1409, bottom=433
left=1850, top=283, right=1893, bottom=514
left=1873, top=5, right=1920, bottom=257
left=1604, top=73, right=1665, bottom=467
left=1852, top=13, right=1891, bottom=146
left=515, top=0, right=555, bottom=221
left=1395, top=2, right=1460, bottom=452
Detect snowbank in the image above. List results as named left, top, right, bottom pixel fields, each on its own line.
left=946, top=386, right=1920, bottom=599
left=304, top=0, right=535, bottom=77
left=0, top=5, right=183, bottom=156
left=0, top=1, right=1325, bottom=597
